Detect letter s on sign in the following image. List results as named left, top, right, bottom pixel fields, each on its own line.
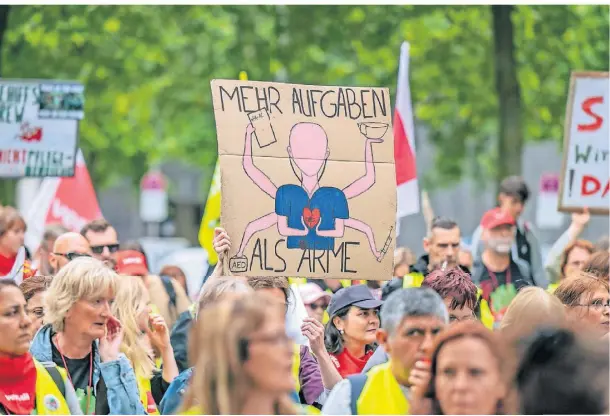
left=577, top=96, right=604, bottom=132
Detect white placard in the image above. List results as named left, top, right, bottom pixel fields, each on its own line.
left=0, top=80, right=83, bottom=178
left=559, top=72, right=609, bottom=214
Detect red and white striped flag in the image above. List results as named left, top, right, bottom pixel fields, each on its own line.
left=394, top=41, right=420, bottom=232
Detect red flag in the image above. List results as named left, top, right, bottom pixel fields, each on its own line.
left=24, top=149, right=102, bottom=252
left=394, top=42, right=420, bottom=221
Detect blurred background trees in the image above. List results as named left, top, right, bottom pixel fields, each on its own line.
left=0, top=5, right=607, bottom=201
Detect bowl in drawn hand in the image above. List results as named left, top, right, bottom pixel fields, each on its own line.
left=358, top=122, right=389, bottom=139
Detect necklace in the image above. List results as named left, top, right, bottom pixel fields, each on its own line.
left=55, top=334, right=93, bottom=414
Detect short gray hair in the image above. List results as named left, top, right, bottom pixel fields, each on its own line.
left=381, top=287, right=449, bottom=335
left=196, top=278, right=252, bottom=316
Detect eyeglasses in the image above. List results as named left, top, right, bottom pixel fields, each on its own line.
left=90, top=244, right=120, bottom=255
left=577, top=300, right=610, bottom=310
left=53, top=252, right=91, bottom=261
left=307, top=302, right=328, bottom=311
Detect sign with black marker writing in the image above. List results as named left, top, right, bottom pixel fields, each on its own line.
left=559, top=72, right=609, bottom=215
left=211, top=79, right=396, bottom=280
left=0, top=80, right=83, bottom=178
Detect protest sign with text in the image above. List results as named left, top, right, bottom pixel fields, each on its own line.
left=0, top=80, right=83, bottom=178
left=559, top=72, right=609, bottom=214
left=211, top=80, right=396, bottom=280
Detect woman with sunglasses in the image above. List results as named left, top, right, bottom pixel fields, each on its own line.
left=19, top=275, right=53, bottom=336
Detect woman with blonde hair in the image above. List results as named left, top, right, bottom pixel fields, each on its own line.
left=500, top=286, right=567, bottom=340
left=554, top=271, right=609, bottom=337
left=160, top=277, right=253, bottom=415
left=111, top=276, right=179, bottom=414
left=181, top=292, right=298, bottom=415
left=29, top=257, right=145, bottom=415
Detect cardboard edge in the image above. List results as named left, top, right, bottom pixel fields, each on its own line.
left=557, top=71, right=609, bottom=214
left=557, top=72, right=577, bottom=213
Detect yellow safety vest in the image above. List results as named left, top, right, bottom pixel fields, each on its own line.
left=353, top=362, right=410, bottom=415
left=137, top=374, right=160, bottom=415
left=402, top=272, right=425, bottom=289
left=547, top=283, right=558, bottom=293
left=476, top=289, right=495, bottom=330
left=181, top=404, right=317, bottom=415
left=293, top=344, right=301, bottom=393
left=33, top=359, right=71, bottom=415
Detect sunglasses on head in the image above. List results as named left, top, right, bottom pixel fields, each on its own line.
left=90, top=243, right=120, bottom=255
left=54, top=252, right=91, bottom=261
left=308, top=302, right=328, bottom=311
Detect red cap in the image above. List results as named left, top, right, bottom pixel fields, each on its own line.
left=480, top=208, right=516, bottom=230
left=115, top=250, right=149, bottom=276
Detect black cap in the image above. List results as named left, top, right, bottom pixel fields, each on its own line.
left=327, top=284, right=383, bottom=317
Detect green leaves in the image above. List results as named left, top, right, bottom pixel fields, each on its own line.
left=1, top=5, right=607, bottom=190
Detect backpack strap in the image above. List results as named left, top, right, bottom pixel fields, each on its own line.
left=41, top=362, right=66, bottom=398
left=347, top=373, right=368, bottom=415
left=160, top=275, right=177, bottom=309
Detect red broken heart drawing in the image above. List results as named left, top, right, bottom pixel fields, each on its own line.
left=302, top=207, right=321, bottom=229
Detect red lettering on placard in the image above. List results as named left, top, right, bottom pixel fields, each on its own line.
left=582, top=175, right=600, bottom=196
left=577, top=96, right=604, bottom=132
left=581, top=175, right=610, bottom=198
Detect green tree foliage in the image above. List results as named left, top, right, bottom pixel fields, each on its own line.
left=2, top=5, right=608, bottom=190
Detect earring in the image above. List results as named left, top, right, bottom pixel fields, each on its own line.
left=339, top=329, right=344, bottom=335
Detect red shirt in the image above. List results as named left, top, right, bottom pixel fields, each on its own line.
left=0, top=253, right=36, bottom=279
left=330, top=348, right=374, bottom=378
left=0, top=253, right=16, bottom=276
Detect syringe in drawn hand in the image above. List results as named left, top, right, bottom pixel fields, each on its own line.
left=377, top=226, right=394, bottom=263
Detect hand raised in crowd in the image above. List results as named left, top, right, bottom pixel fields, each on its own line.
left=99, top=315, right=124, bottom=363
left=571, top=207, right=590, bottom=230
left=301, top=317, right=326, bottom=356
left=146, top=313, right=171, bottom=354
left=213, top=227, right=231, bottom=256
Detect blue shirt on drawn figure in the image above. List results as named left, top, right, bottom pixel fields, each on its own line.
left=275, top=184, right=349, bottom=250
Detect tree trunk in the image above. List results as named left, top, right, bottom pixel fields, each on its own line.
left=0, top=6, right=15, bottom=207
left=492, top=5, right=523, bottom=191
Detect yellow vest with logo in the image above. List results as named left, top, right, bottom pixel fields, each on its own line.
left=137, top=374, right=160, bottom=415
left=33, top=359, right=71, bottom=415
left=354, top=362, right=409, bottom=415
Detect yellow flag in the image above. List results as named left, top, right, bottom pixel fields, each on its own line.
left=199, top=160, right=221, bottom=265
left=199, top=71, right=247, bottom=265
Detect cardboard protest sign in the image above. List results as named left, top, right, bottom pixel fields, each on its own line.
left=211, top=80, right=396, bottom=280
left=0, top=80, right=83, bottom=178
left=558, top=72, right=609, bottom=215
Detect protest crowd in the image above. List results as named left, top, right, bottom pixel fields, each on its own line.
left=0, top=169, right=608, bottom=415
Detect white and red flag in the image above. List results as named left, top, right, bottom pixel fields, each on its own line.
left=394, top=41, right=420, bottom=233
left=24, top=149, right=103, bottom=252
